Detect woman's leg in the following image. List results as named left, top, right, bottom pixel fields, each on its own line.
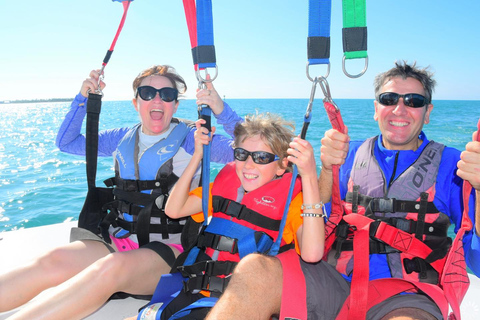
left=0, top=239, right=111, bottom=312
left=7, top=246, right=178, bottom=320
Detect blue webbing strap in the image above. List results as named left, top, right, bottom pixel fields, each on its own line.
left=268, top=168, right=298, bottom=256
left=136, top=272, right=185, bottom=320
left=307, top=0, right=331, bottom=65
left=205, top=218, right=274, bottom=258
left=196, top=0, right=216, bottom=69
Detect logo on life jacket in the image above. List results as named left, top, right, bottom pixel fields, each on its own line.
left=411, top=148, right=437, bottom=188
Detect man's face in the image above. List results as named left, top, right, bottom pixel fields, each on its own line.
left=374, top=77, right=433, bottom=150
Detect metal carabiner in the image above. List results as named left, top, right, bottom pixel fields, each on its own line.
left=306, top=62, right=330, bottom=82
left=305, top=77, right=319, bottom=119
left=342, top=55, right=368, bottom=79
left=318, top=76, right=339, bottom=111
left=195, top=65, right=218, bottom=84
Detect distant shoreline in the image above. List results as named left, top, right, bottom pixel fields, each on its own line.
left=0, top=98, right=73, bottom=104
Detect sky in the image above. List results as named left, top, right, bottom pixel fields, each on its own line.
left=0, top=0, right=479, bottom=101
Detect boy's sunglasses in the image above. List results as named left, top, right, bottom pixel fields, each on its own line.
left=377, top=92, right=428, bottom=108
left=234, top=148, right=279, bottom=165
left=136, top=86, right=178, bottom=102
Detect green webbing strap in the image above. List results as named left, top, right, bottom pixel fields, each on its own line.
left=342, top=0, right=368, bottom=78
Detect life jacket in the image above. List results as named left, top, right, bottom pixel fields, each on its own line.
left=100, top=119, right=192, bottom=246
left=179, top=162, right=302, bottom=296
left=327, top=136, right=451, bottom=283
left=324, top=137, right=470, bottom=320
left=138, top=162, right=302, bottom=320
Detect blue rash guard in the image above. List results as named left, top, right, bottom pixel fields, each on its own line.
left=327, top=131, right=480, bottom=281
left=56, top=93, right=241, bottom=163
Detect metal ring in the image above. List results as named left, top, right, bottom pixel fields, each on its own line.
left=195, top=65, right=218, bottom=83
left=306, top=62, right=330, bottom=82
left=342, top=55, right=368, bottom=79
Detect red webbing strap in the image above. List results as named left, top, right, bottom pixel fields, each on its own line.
left=341, top=214, right=372, bottom=320
left=278, top=249, right=308, bottom=320
left=440, top=119, right=479, bottom=319
left=373, top=221, right=446, bottom=274
left=323, top=100, right=346, bottom=254
left=336, top=278, right=449, bottom=320
left=102, top=1, right=132, bottom=67
left=183, top=0, right=198, bottom=52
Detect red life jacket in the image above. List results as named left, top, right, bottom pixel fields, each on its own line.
left=179, top=162, right=302, bottom=296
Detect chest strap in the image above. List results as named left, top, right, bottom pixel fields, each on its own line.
left=345, top=191, right=439, bottom=214
left=212, top=196, right=281, bottom=231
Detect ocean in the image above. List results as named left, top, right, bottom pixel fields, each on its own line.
left=0, top=98, right=478, bottom=233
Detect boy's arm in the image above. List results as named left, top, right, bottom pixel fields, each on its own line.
left=165, top=120, right=211, bottom=219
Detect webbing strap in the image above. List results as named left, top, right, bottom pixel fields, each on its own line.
left=323, top=99, right=346, bottom=256
left=102, top=0, right=132, bottom=68
left=307, top=0, right=331, bottom=65
left=85, top=93, right=103, bottom=189
left=440, top=119, right=479, bottom=319
left=342, top=0, right=367, bottom=59
left=183, top=0, right=216, bottom=71
left=183, top=0, right=217, bottom=225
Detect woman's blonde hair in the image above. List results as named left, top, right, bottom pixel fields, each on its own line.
left=234, top=112, right=295, bottom=171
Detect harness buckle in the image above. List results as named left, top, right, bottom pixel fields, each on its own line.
left=376, top=198, right=395, bottom=213
left=215, top=235, right=237, bottom=254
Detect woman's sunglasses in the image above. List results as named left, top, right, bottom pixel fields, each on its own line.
left=136, top=86, right=178, bottom=102
left=234, top=148, right=279, bottom=165
left=377, top=92, right=427, bottom=108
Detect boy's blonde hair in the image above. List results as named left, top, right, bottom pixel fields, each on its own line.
left=233, top=112, right=295, bottom=171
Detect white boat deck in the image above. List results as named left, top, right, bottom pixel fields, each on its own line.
left=1, top=222, right=480, bottom=319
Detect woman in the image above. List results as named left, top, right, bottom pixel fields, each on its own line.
left=0, top=65, right=241, bottom=320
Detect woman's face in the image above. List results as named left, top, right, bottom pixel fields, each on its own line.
left=235, top=135, right=286, bottom=192
left=132, top=75, right=179, bottom=136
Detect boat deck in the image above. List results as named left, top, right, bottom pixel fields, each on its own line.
left=1, top=222, right=480, bottom=319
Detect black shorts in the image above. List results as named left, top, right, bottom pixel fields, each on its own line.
left=70, top=227, right=176, bottom=267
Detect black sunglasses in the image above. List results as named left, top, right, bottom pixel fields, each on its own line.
left=234, top=148, right=280, bottom=165
left=377, top=92, right=428, bottom=109
left=136, top=86, right=178, bottom=102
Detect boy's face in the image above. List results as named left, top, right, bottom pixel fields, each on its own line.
left=235, top=135, right=286, bottom=192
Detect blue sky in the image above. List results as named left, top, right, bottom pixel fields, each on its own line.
left=0, top=0, right=479, bottom=101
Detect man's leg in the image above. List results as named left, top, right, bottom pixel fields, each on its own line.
left=206, top=253, right=283, bottom=320
left=7, top=246, right=178, bottom=320
left=0, top=240, right=110, bottom=312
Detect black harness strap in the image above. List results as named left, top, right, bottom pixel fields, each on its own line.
left=345, top=191, right=440, bottom=214
left=212, top=196, right=281, bottom=231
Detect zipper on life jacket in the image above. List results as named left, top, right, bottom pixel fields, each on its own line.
left=387, top=151, right=399, bottom=191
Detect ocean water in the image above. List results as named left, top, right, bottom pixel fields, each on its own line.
left=0, top=99, right=478, bottom=233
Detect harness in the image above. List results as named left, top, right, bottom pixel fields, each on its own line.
left=323, top=137, right=471, bottom=320
left=327, top=137, right=452, bottom=284
left=99, top=119, right=192, bottom=247
left=138, top=163, right=302, bottom=319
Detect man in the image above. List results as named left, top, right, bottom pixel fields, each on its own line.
left=205, top=61, right=480, bottom=320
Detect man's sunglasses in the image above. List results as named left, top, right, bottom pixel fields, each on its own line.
left=377, top=92, right=428, bottom=109
left=234, top=148, right=279, bottom=165
left=136, top=86, right=178, bottom=102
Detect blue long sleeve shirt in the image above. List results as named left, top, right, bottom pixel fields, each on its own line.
left=56, top=93, right=242, bottom=164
